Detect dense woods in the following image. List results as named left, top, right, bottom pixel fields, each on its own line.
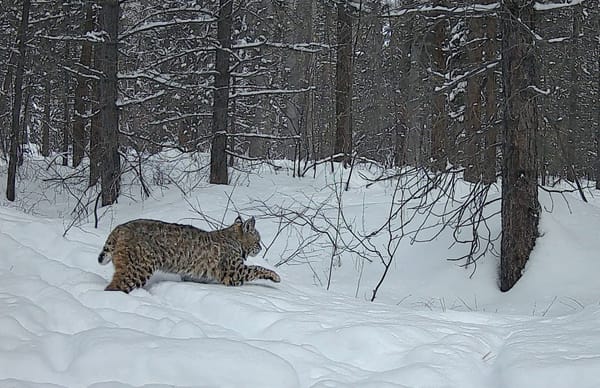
left=1, top=0, right=598, bottom=291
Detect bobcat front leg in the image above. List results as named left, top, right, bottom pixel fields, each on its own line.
left=217, top=257, right=280, bottom=286
left=241, top=265, right=280, bottom=284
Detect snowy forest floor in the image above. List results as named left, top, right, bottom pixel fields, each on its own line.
left=1, top=154, right=600, bottom=388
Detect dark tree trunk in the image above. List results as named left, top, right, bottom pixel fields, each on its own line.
left=482, top=15, right=498, bottom=185
left=334, top=1, right=353, bottom=166
left=89, top=44, right=101, bottom=187
left=73, top=3, right=94, bottom=168
left=464, top=15, right=483, bottom=183
left=430, top=7, right=447, bottom=172
left=6, top=0, right=30, bottom=202
left=97, top=0, right=120, bottom=206
left=62, top=42, right=70, bottom=167
left=21, top=86, right=31, bottom=158
left=597, top=21, right=600, bottom=190
left=393, top=17, right=414, bottom=168
left=42, top=77, right=51, bottom=157
left=0, top=53, right=16, bottom=157
left=565, top=5, right=581, bottom=182
left=209, top=0, right=233, bottom=185
left=500, top=1, right=540, bottom=292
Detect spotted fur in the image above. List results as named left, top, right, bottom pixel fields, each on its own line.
left=98, top=216, right=280, bottom=293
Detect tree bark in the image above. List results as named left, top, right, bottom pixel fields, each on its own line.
left=597, top=14, right=600, bottom=190
left=0, top=53, right=16, bottom=157
left=42, top=77, right=51, bottom=157
left=209, top=0, right=233, bottom=185
left=430, top=8, right=447, bottom=172
left=500, top=1, right=540, bottom=292
left=73, top=3, right=94, bottom=168
left=334, top=1, right=353, bottom=166
left=62, top=42, right=70, bottom=167
left=482, top=15, right=498, bottom=185
left=393, top=17, right=414, bottom=168
left=97, top=0, right=120, bottom=206
left=6, top=0, right=30, bottom=202
left=464, top=15, right=483, bottom=183
left=565, top=5, right=581, bottom=182
left=89, top=57, right=101, bottom=187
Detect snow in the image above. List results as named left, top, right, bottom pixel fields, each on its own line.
left=1, top=155, right=600, bottom=387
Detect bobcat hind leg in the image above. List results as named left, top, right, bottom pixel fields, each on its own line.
left=104, top=252, right=153, bottom=293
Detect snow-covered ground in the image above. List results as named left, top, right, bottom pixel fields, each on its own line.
left=1, top=156, right=600, bottom=387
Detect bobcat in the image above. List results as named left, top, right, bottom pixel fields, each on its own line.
left=98, top=216, right=280, bottom=293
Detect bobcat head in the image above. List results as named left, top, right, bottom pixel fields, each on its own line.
left=234, top=216, right=262, bottom=258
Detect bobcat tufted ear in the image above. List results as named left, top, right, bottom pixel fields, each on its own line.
left=242, top=217, right=255, bottom=233
left=234, top=215, right=243, bottom=225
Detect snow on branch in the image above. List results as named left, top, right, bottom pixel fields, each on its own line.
left=120, top=17, right=216, bottom=40
left=266, top=42, right=330, bottom=53
left=149, top=113, right=212, bottom=126
left=117, top=91, right=165, bottom=107
left=118, top=70, right=190, bottom=90
left=386, top=1, right=586, bottom=16
left=434, top=60, right=499, bottom=93
left=387, top=3, right=499, bottom=17
left=534, top=0, right=587, bottom=11
left=231, top=87, right=315, bottom=99
left=226, top=133, right=301, bottom=141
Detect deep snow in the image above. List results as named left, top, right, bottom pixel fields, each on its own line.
left=1, top=156, right=600, bottom=387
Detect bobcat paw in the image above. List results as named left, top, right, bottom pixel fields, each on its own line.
left=270, top=272, right=281, bottom=283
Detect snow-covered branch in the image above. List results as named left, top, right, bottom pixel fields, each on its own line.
left=231, top=87, right=314, bottom=99
left=120, top=17, right=216, bottom=40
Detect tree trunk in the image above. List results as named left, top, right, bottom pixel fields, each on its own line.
left=464, top=15, right=483, bottom=183
left=89, top=41, right=101, bottom=187
left=430, top=7, right=447, bottom=172
left=209, top=0, right=233, bottom=185
left=500, top=1, right=540, bottom=292
left=597, top=17, right=600, bottom=190
left=334, top=1, right=353, bottom=166
left=6, top=0, right=30, bottom=202
left=98, top=0, right=120, bottom=206
left=0, top=53, right=16, bottom=157
left=73, top=3, right=94, bottom=168
left=393, top=17, right=413, bottom=168
left=62, top=42, right=70, bottom=167
left=482, top=15, right=498, bottom=185
left=42, top=77, right=51, bottom=157
left=565, top=5, right=581, bottom=182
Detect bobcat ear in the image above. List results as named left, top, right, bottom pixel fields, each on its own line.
left=234, top=216, right=243, bottom=225
left=242, top=217, right=255, bottom=233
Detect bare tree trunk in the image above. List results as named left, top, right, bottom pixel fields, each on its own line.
left=483, top=15, right=498, bottom=185
left=565, top=5, right=581, bottom=182
left=597, top=19, right=600, bottom=190
left=98, top=0, right=120, bottom=206
left=464, top=15, right=483, bottom=183
left=0, top=53, right=15, bottom=157
left=21, top=85, right=31, bottom=154
left=209, top=0, right=233, bottom=185
left=500, top=1, right=540, bottom=292
left=6, top=0, right=30, bottom=202
left=73, top=3, right=93, bottom=168
left=334, top=1, right=353, bottom=166
left=89, top=36, right=101, bottom=187
left=430, top=7, right=447, bottom=172
left=62, top=42, right=70, bottom=167
left=393, top=17, right=413, bottom=168
left=42, top=77, right=51, bottom=157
